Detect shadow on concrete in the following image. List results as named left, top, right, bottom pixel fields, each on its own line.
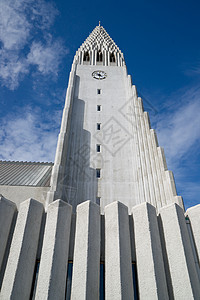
left=60, top=76, right=98, bottom=212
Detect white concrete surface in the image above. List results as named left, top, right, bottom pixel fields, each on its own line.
left=46, top=64, right=77, bottom=207
left=186, top=204, right=200, bottom=263
left=46, top=25, right=183, bottom=213
left=0, top=198, right=44, bottom=300
left=159, top=203, right=200, bottom=299
left=0, top=196, right=17, bottom=276
left=105, top=201, right=134, bottom=299
left=0, top=185, right=49, bottom=208
left=35, top=200, right=72, bottom=300
left=132, top=202, right=169, bottom=299
left=71, top=200, right=100, bottom=300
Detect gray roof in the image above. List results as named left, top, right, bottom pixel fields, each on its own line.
left=0, top=160, right=53, bottom=187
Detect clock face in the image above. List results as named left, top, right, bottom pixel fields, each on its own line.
left=92, top=70, right=107, bottom=80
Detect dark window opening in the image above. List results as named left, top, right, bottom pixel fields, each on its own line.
left=65, top=261, right=73, bottom=300
left=97, top=123, right=101, bottom=130
left=83, top=51, right=90, bottom=62
left=30, top=260, right=40, bottom=299
left=97, top=51, right=103, bottom=62
left=110, top=52, right=116, bottom=63
left=97, top=89, right=101, bottom=94
left=100, top=262, right=105, bottom=300
left=96, top=197, right=101, bottom=205
left=97, top=105, right=101, bottom=111
left=96, top=169, right=101, bottom=178
left=97, top=144, right=101, bottom=152
left=132, top=262, right=139, bottom=300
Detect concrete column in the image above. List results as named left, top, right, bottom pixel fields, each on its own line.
left=165, top=170, right=177, bottom=197
left=150, top=131, right=169, bottom=206
left=46, top=63, right=76, bottom=206
left=0, top=196, right=17, bottom=277
left=159, top=203, right=200, bottom=299
left=91, top=50, right=95, bottom=65
left=132, top=202, right=169, bottom=299
left=35, top=200, right=72, bottom=300
left=157, top=146, right=171, bottom=204
left=136, top=97, right=151, bottom=203
left=71, top=201, right=100, bottom=300
left=117, top=52, right=120, bottom=66
left=131, top=87, right=145, bottom=204
left=104, top=49, right=106, bottom=66
left=105, top=201, right=134, bottom=300
left=186, top=204, right=200, bottom=262
left=139, top=106, right=157, bottom=208
left=144, top=112, right=163, bottom=208
left=0, top=198, right=44, bottom=300
left=79, top=51, right=82, bottom=64
left=94, top=50, right=97, bottom=65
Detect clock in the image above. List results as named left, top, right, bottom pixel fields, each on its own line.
left=92, top=70, right=107, bottom=80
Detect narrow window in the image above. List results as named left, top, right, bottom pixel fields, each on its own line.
left=97, top=89, right=101, bottom=94
left=100, top=262, right=105, bottom=300
left=65, top=261, right=73, bottom=300
left=96, top=168, right=101, bottom=178
left=97, top=144, right=101, bottom=152
left=97, top=50, right=103, bottom=62
left=96, top=197, right=101, bottom=205
left=83, top=51, right=90, bottom=62
left=97, top=105, right=101, bottom=111
left=132, top=262, right=139, bottom=300
left=97, top=123, right=101, bottom=130
left=110, top=52, right=116, bottom=63
left=30, top=260, right=40, bottom=299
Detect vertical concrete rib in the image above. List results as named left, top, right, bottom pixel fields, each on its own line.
left=157, top=146, right=172, bottom=204
left=135, top=97, right=151, bottom=203
left=129, top=86, right=143, bottom=205
left=139, top=104, right=157, bottom=208
left=71, top=201, right=100, bottom=300
left=132, top=86, right=145, bottom=204
left=186, top=204, right=200, bottom=263
left=143, top=112, right=163, bottom=208
left=105, top=201, right=134, bottom=300
left=151, top=130, right=169, bottom=205
left=46, top=63, right=76, bottom=206
left=159, top=203, right=200, bottom=299
left=0, top=199, right=44, bottom=300
left=0, top=196, right=17, bottom=277
left=35, top=200, right=72, bottom=300
left=132, top=202, right=169, bottom=299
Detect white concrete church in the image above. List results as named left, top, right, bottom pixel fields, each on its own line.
left=0, top=24, right=200, bottom=299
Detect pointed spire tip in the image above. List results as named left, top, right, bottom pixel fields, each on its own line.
left=99, top=21, right=101, bottom=26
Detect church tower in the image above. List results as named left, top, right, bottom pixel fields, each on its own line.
left=1, top=24, right=200, bottom=300
left=46, top=24, right=183, bottom=212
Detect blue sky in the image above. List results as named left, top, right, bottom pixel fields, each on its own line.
left=0, top=0, right=200, bottom=209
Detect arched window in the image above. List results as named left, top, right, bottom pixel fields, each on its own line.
left=83, top=51, right=90, bottom=62
left=110, top=52, right=116, bottom=63
left=97, top=50, right=103, bottom=62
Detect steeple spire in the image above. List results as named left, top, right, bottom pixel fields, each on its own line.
left=74, top=25, right=125, bottom=66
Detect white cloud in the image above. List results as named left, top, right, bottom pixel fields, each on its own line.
left=29, top=0, right=58, bottom=30
left=155, top=85, right=200, bottom=166
left=0, top=108, right=62, bottom=162
left=27, top=40, right=67, bottom=75
left=0, top=1, right=30, bottom=50
left=0, top=0, right=67, bottom=90
left=0, top=51, right=29, bottom=89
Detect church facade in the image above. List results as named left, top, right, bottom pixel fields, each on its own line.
left=0, top=25, right=200, bottom=299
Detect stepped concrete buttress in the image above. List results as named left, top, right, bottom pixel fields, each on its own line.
left=35, top=200, right=72, bottom=300
left=71, top=200, right=100, bottom=300
left=0, top=198, right=44, bottom=300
